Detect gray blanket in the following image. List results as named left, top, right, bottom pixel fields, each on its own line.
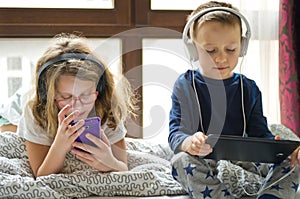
left=0, top=132, right=186, bottom=198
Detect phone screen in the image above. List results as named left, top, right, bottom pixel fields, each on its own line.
left=73, top=116, right=101, bottom=147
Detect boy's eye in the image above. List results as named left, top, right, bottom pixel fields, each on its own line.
left=227, top=48, right=236, bottom=52
left=206, top=49, right=216, bottom=53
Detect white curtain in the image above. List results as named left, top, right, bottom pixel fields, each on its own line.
left=234, top=0, right=280, bottom=124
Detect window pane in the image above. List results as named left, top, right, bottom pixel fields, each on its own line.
left=7, top=57, right=22, bottom=70
left=0, top=38, right=121, bottom=105
left=151, top=0, right=207, bottom=10
left=8, top=77, right=22, bottom=98
left=0, top=0, right=114, bottom=9
left=151, top=0, right=278, bottom=11
left=142, top=39, right=189, bottom=143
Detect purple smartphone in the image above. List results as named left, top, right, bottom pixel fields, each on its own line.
left=74, top=117, right=101, bottom=147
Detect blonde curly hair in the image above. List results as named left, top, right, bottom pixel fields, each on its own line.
left=31, top=33, right=138, bottom=137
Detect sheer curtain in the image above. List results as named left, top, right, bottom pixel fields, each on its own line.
left=234, top=0, right=280, bottom=125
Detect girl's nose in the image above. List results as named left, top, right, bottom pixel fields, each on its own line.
left=71, top=97, right=82, bottom=107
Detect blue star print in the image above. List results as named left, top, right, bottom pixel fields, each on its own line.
left=255, top=162, right=261, bottom=167
left=282, top=166, right=291, bottom=174
left=201, top=186, right=213, bottom=198
left=292, top=182, right=299, bottom=192
left=184, top=163, right=196, bottom=176
left=271, top=184, right=283, bottom=191
left=187, top=187, right=193, bottom=196
left=172, top=166, right=178, bottom=180
left=221, top=188, right=231, bottom=197
left=205, top=171, right=214, bottom=179
left=270, top=164, right=277, bottom=171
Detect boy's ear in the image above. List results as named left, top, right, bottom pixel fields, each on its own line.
left=184, top=39, right=199, bottom=62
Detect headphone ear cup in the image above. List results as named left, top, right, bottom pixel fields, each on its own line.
left=185, top=39, right=199, bottom=62
left=38, top=76, right=47, bottom=103
left=240, top=36, right=248, bottom=57
left=96, top=72, right=107, bottom=97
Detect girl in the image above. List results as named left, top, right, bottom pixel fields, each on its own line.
left=18, top=33, right=137, bottom=177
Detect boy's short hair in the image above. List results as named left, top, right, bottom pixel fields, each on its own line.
left=188, top=1, right=242, bottom=38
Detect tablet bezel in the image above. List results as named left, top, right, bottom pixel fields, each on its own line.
left=204, top=134, right=300, bottom=163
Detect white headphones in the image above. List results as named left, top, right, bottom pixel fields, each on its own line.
left=182, top=7, right=252, bottom=62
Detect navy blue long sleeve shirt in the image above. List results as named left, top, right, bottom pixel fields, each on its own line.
left=169, top=70, right=274, bottom=153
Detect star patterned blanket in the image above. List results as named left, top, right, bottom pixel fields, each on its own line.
left=0, top=132, right=186, bottom=198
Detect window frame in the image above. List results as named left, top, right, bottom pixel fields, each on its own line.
left=0, top=0, right=190, bottom=138
left=0, top=0, right=279, bottom=137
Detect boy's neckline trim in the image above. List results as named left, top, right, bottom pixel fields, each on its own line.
left=195, top=72, right=240, bottom=86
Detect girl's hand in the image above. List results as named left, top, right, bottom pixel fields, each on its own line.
left=53, top=105, right=85, bottom=153
left=71, top=130, right=122, bottom=172
left=181, top=132, right=212, bottom=156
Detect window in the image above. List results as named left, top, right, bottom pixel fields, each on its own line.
left=0, top=0, right=114, bottom=9
left=0, top=38, right=121, bottom=106
left=0, top=0, right=281, bottom=142
left=142, top=39, right=189, bottom=141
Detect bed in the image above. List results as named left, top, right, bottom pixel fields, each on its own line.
left=0, top=131, right=188, bottom=198
left=0, top=124, right=299, bottom=198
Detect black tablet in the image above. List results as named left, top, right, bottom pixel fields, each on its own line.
left=204, top=134, right=300, bottom=164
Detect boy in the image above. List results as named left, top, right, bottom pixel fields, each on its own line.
left=169, top=1, right=300, bottom=198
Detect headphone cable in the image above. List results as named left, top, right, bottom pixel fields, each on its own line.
left=192, top=68, right=205, bottom=134
left=239, top=56, right=247, bottom=137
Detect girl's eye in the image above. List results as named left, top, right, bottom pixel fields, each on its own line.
left=80, top=94, right=90, bottom=100
left=61, top=95, right=72, bottom=100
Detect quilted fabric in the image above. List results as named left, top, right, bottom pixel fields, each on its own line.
left=0, top=132, right=185, bottom=198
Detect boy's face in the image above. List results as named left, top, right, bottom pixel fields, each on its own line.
left=193, top=21, right=241, bottom=79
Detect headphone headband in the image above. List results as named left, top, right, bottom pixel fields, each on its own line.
left=37, top=53, right=106, bottom=103
left=37, top=53, right=104, bottom=79
left=183, top=7, right=252, bottom=61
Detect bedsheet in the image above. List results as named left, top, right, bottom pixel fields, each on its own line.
left=0, top=132, right=186, bottom=198
left=1, top=124, right=298, bottom=198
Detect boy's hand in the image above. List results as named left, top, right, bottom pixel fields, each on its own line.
left=290, top=146, right=300, bottom=167
left=274, top=135, right=281, bottom=140
left=274, top=135, right=300, bottom=167
left=181, top=132, right=212, bottom=156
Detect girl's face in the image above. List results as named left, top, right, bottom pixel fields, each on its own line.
left=55, top=75, right=98, bottom=119
left=194, top=21, right=241, bottom=79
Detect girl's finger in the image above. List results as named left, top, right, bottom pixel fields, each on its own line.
left=57, top=104, right=71, bottom=123
left=63, top=110, right=80, bottom=127
left=68, top=120, right=85, bottom=136
left=68, top=119, right=84, bottom=131
left=99, top=130, right=110, bottom=146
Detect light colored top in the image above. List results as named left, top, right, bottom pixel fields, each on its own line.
left=17, top=105, right=127, bottom=146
